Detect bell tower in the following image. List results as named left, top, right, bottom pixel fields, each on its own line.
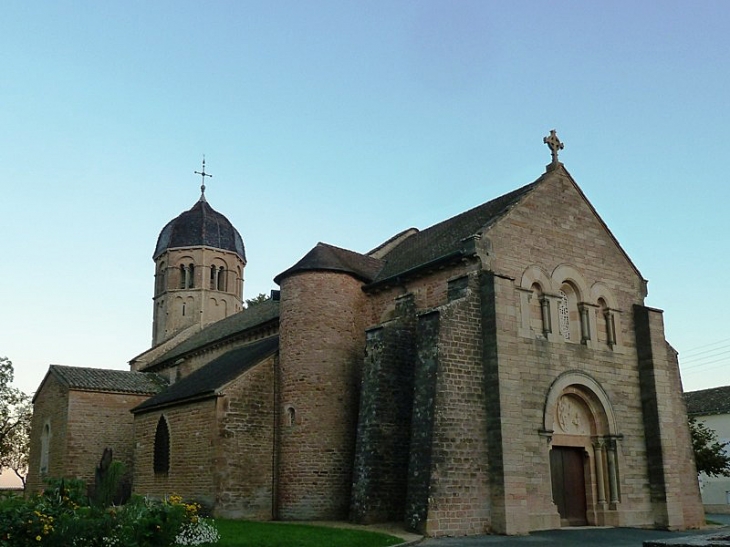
left=151, top=160, right=246, bottom=346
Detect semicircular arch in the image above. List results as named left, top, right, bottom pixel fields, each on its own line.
left=543, top=370, right=618, bottom=437
left=520, top=265, right=553, bottom=292
left=552, top=264, right=589, bottom=301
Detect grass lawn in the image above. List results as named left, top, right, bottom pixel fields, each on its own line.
left=214, top=520, right=405, bottom=547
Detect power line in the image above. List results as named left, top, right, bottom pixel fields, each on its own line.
left=681, top=347, right=730, bottom=367
left=681, top=337, right=730, bottom=356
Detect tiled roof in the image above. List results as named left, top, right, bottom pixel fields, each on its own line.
left=684, top=386, right=730, bottom=416
left=143, top=298, right=279, bottom=371
left=274, top=242, right=383, bottom=284
left=154, top=197, right=245, bottom=261
left=371, top=179, right=541, bottom=283
left=48, top=365, right=168, bottom=395
left=133, top=335, right=279, bottom=413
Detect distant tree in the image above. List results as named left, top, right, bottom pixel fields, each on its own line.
left=689, top=416, right=730, bottom=477
left=0, top=357, right=31, bottom=487
left=245, top=292, right=271, bottom=308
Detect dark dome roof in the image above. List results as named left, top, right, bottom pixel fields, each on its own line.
left=153, top=197, right=245, bottom=261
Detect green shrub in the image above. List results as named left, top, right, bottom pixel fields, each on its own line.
left=0, top=481, right=218, bottom=547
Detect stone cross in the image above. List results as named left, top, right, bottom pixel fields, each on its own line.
left=543, top=130, right=564, bottom=165
left=195, top=156, right=213, bottom=195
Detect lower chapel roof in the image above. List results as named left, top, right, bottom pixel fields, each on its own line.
left=141, top=298, right=280, bottom=372
left=133, top=335, right=279, bottom=414
left=34, top=365, right=168, bottom=402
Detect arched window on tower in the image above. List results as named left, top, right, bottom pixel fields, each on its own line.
left=210, top=265, right=217, bottom=290
left=156, top=262, right=166, bottom=295
left=153, top=416, right=170, bottom=475
left=217, top=266, right=226, bottom=291
left=179, top=265, right=186, bottom=289
left=187, top=263, right=195, bottom=288
left=286, top=406, right=296, bottom=426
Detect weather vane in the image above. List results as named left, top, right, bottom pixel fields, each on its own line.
left=195, top=156, right=212, bottom=196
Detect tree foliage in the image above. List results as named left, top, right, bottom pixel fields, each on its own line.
left=689, top=416, right=730, bottom=477
left=0, top=357, right=32, bottom=486
left=245, top=292, right=271, bottom=308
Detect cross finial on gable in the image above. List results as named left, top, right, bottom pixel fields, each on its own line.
left=195, top=155, right=213, bottom=199
left=543, top=130, right=564, bottom=168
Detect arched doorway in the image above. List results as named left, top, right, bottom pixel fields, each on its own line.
left=543, top=371, right=621, bottom=527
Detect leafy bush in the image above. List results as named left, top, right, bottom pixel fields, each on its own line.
left=0, top=480, right=218, bottom=547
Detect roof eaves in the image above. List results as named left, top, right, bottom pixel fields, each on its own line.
left=132, top=391, right=220, bottom=415
left=365, top=249, right=467, bottom=291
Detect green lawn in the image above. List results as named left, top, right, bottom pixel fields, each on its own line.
left=214, top=520, right=405, bottom=547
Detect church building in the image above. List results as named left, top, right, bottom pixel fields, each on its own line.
left=27, top=134, right=704, bottom=536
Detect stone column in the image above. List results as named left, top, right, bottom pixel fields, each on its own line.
left=541, top=296, right=552, bottom=336
left=593, top=440, right=607, bottom=505
left=606, top=439, right=619, bottom=505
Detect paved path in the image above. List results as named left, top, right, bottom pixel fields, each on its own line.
left=418, top=515, right=730, bottom=547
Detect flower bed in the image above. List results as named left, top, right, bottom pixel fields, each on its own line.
left=0, top=480, right=219, bottom=547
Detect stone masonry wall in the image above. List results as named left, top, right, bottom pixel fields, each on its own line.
left=634, top=305, right=704, bottom=529
left=478, top=169, right=696, bottom=532
left=351, top=295, right=417, bottom=524
left=421, top=272, right=491, bottom=537
left=133, top=399, right=217, bottom=508
left=404, top=311, right=439, bottom=533
left=64, top=390, right=150, bottom=485
left=277, top=271, right=368, bottom=520
left=27, top=381, right=147, bottom=494
left=215, top=355, right=276, bottom=519
left=27, top=377, right=69, bottom=493
left=153, top=247, right=245, bottom=346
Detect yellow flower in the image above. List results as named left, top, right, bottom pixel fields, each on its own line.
left=36, top=535, right=41, bottom=541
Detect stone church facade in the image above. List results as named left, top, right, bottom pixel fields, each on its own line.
left=27, top=135, right=704, bottom=536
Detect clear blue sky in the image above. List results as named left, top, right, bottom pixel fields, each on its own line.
left=2, top=0, right=729, bottom=397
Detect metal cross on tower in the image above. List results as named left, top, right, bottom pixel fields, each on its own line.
left=195, top=156, right=213, bottom=196
left=543, top=130, right=564, bottom=165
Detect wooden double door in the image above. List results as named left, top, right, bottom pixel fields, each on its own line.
left=550, top=446, right=587, bottom=526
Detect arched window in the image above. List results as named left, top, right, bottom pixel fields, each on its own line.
left=286, top=406, right=296, bottom=426
left=40, top=422, right=51, bottom=475
left=217, top=266, right=226, bottom=291
left=156, top=262, right=166, bottom=295
left=558, top=289, right=571, bottom=340
left=153, top=416, right=170, bottom=475
left=558, top=283, right=587, bottom=342
left=187, top=264, right=195, bottom=288
left=179, top=265, right=186, bottom=289
left=210, top=265, right=217, bottom=289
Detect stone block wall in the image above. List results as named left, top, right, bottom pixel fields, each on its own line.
left=27, top=379, right=147, bottom=494
left=64, top=390, right=149, bottom=484
left=27, top=377, right=69, bottom=493
left=133, top=399, right=217, bottom=507
left=153, top=247, right=245, bottom=346
left=215, top=355, right=276, bottom=519
left=634, top=305, right=704, bottom=529
left=420, top=273, right=491, bottom=537
left=277, top=271, right=368, bottom=520
left=352, top=295, right=417, bottom=524
left=404, top=310, right=439, bottom=533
